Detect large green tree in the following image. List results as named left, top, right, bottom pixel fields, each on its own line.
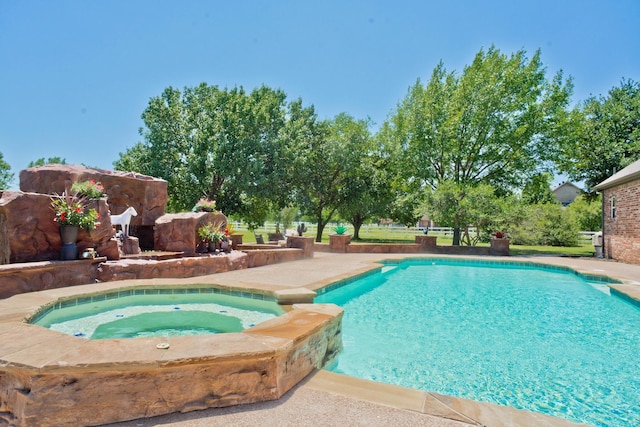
left=425, top=181, right=500, bottom=245
left=337, top=160, right=394, bottom=240
left=289, top=112, right=372, bottom=242
left=375, top=123, right=426, bottom=227
left=382, top=46, right=572, bottom=243
left=115, top=83, right=292, bottom=227
left=557, top=78, right=640, bottom=191
left=521, top=172, right=557, bottom=205
left=335, top=119, right=394, bottom=240
left=509, top=202, right=580, bottom=246
left=0, top=152, right=13, bottom=190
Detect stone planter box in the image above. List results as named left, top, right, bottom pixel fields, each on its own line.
left=489, top=238, right=510, bottom=256
left=415, top=235, right=437, bottom=251
left=286, top=236, right=315, bottom=258
left=329, top=234, right=351, bottom=253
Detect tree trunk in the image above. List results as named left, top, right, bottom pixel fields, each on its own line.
left=315, top=221, right=326, bottom=242
left=351, top=215, right=364, bottom=240
left=353, top=223, right=362, bottom=240
left=453, top=227, right=461, bottom=246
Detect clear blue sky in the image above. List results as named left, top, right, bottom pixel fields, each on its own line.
left=1, top=0, right=639, bottom=188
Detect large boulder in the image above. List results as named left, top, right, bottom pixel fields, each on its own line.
left=0, top=191, right=118, bottom=263
left=19, top=164, right=167, bottom=228
left=154, top=212, right=227, bottom=255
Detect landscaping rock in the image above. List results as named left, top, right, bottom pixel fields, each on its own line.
left=19, top=164, right=168, bottom=248
left=154, top=212, right=227, bottom=255
left=0, top=191, right=116, bottom=263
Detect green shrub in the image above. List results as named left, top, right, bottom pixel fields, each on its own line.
left=71, top=180, right=105, bottom=199
left=509, top=203, right=579, bottom=246
left=567, top=195, right=602, bottom=231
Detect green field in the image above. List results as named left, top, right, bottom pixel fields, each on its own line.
left=234, top=224, right=595, bottom=257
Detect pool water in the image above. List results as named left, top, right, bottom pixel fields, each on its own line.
left=32, top=291, right=284, bottom=339
left=315, top=260, right=640, bottom=427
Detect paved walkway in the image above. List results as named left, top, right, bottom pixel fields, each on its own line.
left=104, top=252, right=640, bottom=427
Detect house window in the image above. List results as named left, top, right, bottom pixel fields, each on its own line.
left=611, top=196, right=616, bottom=219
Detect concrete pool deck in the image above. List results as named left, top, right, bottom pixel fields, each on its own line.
left=8, top=252, right=640, bottom=426
left=101, top=252, right=640, bottom=427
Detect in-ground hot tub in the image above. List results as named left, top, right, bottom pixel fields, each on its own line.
left=0, top=281, right=342, bottom=427
left=29, top=286, right=286, bottom=339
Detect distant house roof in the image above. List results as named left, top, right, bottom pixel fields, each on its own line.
left=552, top=181, right=582, bottom=193
left=552, top=182, right=582, bottom=205
left=593, top=158, right=640, bottom=191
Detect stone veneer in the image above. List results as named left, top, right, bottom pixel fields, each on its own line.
left=0, top=248, right=309, bottom=300
left=0, top=283, right=342, bottom=427
left=0, top=258, right=104, bottom=300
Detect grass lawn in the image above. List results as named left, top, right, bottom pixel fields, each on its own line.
left=509, top=244, right=594, bottom=257
left=234, top=226, right=595, bottom=257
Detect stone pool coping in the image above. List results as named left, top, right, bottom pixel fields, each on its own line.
left=0, top=278, right=343, bottom=426
left=4, top=253, right=639, bottom=426
left=182, top=252, right=640, bottom=427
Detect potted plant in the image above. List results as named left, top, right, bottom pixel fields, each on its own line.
left=192, top=198, right=217, bottom=212
left=268, top=223, right=284, bottom=242
left=490, top=231, right=510, bottom=256
left=197, top=223, right=213, bottom=253
left=330, top=223, right=351, bottom=252
left=71, top=180, right=105, bottom=199
left=198, top=221, right=227, bottom=252
left=51, top=193, right=100, bottom=260
left=296, top=223, right=307, bottom=236
left=211, top=230, right=226, bottom=252
left=332, top=223, right=348, bottom=235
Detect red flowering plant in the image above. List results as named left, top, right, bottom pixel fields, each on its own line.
left=51, top=192, right=100, bottom=231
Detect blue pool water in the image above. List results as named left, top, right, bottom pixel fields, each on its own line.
left=315, top=259, right=640, bottom=427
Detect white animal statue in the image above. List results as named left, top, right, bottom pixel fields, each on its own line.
left=110, top=206, right=138, bottom=237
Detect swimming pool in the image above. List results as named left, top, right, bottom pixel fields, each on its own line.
left=30, top=287, right=284, bottom=339
left=315, top=259, right=640, bottom=427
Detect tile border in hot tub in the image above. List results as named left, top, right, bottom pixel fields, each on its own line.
left=26, top=285, right=277, bottom=324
